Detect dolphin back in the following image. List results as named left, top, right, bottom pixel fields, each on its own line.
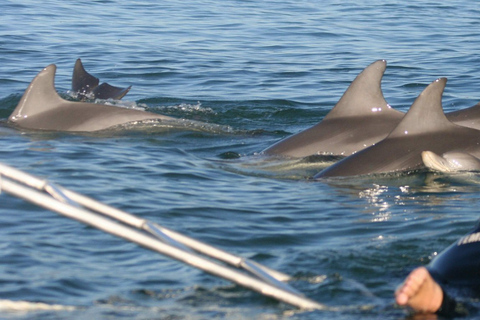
left=93, top=82, right=132, bottom=100
left=263, top=60, right=403, bottom=158
left=314, top=77, right=480, bottom=178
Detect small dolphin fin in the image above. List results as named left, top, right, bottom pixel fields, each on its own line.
left=9, top=65, right=65, bottom=121
left=93, top=83, right=132, bottom=100
left=326, top=60, right=398, bottom=118
left=389, top=78, right=451, bottom=137
left=72, top=58, right=100, bottom=98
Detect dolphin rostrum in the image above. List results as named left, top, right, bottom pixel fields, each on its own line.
left=314, top=78, right=480, bottom=178
left=263, top=61, right=480, bottom=159
left=9, top=64, right=174, bottom=132
left=262, top=60, right=404, bottom=158
left=72, top=58, right=131, bottom=101
left=422, top=151, right=480, bottom=172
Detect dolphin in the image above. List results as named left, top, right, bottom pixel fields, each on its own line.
left=9, top=64, right=174, bottom=132
left=314, top=78, right=480, bottom=178
left=72, top=58, right=131, bottom=101
left=422, top=151, right=480, bottom=172
left=262, top=60, right=404, bottom=158
left=263, top=61, right=480, bottom=159
left=444, top=102, right=480, bottom=130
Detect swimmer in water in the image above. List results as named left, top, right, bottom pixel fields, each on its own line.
left=395, top=221, right=480, bottom=317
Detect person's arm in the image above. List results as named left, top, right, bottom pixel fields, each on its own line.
left=395, top=267, right=443, bottom=313
left=395, top=267, right=469, bottom=317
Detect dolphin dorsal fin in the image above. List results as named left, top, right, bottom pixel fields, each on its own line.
left=388, top=78, right=452, bottom=137
left=325, top=60, right=396, bottom=119
left=10, top=65, right=65, bottom=120
left=72, top=58, right=99, bottom=95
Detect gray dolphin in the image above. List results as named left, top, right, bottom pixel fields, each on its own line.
left=314, top=78, right=480, bottom=178
left=9, top=64, right=174, bottom=132
left=422, top=150, right=480, bottom=172
left=262, top=60, right=404, bottom=158
left=72, top=58, right=131, bottom=101
left=444, top=102, right=480, bottom=130
left=263, top=61, right=480, bottom=159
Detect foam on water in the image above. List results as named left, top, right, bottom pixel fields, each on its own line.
left=0, top=300, right=75, bottom=312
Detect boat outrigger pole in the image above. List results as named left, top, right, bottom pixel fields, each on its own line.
left=0, top=163, right=325, bottom=310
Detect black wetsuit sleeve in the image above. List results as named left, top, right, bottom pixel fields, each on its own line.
left=427, top=222, right=480, bottom=317
left=436, top=287, right=469, bottom=317
left=437, top=287, right=458, bottom=317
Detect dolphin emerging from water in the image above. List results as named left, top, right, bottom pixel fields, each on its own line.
left=314, top=78, right=480, bottom=178
left=262, top=60, right=403, bottom=158
left=9, top=64, right=174, bottom=132
left=72, top=58, right=131, bottom=101
left=422, top=151, right=480, bottom=173
left=263, top=61, right=480, bottom=159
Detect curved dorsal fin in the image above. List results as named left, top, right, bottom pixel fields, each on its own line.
left=10, top=65, right=65, bottom=120
left=72, top=58, right=99, bottom=94
left=325, top=60, right=396, bottom=118
left=388, top=78, right=452, bottom=137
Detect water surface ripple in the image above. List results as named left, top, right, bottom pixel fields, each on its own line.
left=1, top=1, right=480, bottom=319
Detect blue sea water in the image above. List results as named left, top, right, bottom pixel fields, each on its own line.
left=0, top=0, right=480, bottom=319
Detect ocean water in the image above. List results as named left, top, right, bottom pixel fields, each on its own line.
left=0, top=0, right=480, bottom=319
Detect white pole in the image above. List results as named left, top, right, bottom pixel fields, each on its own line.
left=0, top=177, right=325, bottom=310
left=0, top=163, right=290, bottom=282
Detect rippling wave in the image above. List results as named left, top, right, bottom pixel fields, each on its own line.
left=1, top=1, right=480, bottom=319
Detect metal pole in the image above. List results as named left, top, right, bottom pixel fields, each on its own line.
left=0, top=162, right=291, bottom=282
left=0, top=176, right=325, bottom=310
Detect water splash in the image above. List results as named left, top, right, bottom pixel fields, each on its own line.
left=0, top=299, right=75, bottom=312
